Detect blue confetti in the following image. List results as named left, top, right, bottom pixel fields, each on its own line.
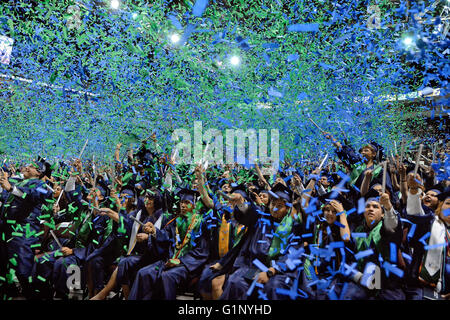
left=354, top=249, right=374, bottom=260
left=287, top=23, right=319, bottom=32
left=192, top=0, right=209, bottom=17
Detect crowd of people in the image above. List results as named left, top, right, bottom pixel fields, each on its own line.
left=0, top=132, right=448, bottom=300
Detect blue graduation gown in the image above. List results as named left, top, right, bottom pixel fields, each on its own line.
left=197, top=201, right=244, bottom=296
left=128, top=213, right=210, bottom=300
left=49, top=214, right=111, bottom=296
left=219, top=203, right=295, bottom=300
left=0, top=178, right=51, bottom=298
left=84, top=207, right=134, bottom=292
left=335, top=143, right=398, bottom=206
left=116, top=208, right=167, bottom=287
left=401, top=205, right=450, bottom=298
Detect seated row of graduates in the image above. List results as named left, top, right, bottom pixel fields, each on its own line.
left=0, top=135, right=448, bottom=300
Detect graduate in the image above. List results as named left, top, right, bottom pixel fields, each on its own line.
left=0, top=158, right=53, bottom=298
left=49, top=187, right=113, bottom=298
left=194, top=166, right=247, bottom=300
left=301, top=193, right=352, bottom=300
left=340, top=190, right=405, bottom=300
left=401, top=171, right=449, bottom=300
left=30, top=171, right=90, bottom=299
left=90, top=188, right=166, bottom=300
left=128, top=188, right=210, bottom=300
left=218, top=182, right=303, bottom=300
left=324, top=132, right=398, bottom=206
left=84, top=185, right=137, bottom=298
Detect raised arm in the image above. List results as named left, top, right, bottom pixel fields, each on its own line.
left=398, top=162, right=408, bottom=205
left=323, top=131, right=362, bottom=166
left=301, top=167, right=320, bottom=208
left=323, top=131, right=342, bottom=150
left=254, top=162, right=270, bottom=190
left=379, top=192, right=398, bottom=234
left=389, top=161, right=400, bottom=192
left=194, top=165, right=214, bottom=209
left=330, top=200, right=351, bottom=242
left=114, top=143, right=122, bottom=163
left=405, top=173, right=425, bottom=216
left=360, top=169, right=373, bottom=196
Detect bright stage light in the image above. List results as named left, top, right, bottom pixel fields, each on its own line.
left=170, top=33, right=181, bottom=44
left=132, top=13, right=138, bottom=19
left=403, top=37, right=414, bottom=46
left=230, top=55, right=240, bottom=66
left=110, top=0, right=120, bottom=9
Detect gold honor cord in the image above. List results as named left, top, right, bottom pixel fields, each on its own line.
left=170, top=213, right=199, bottom=264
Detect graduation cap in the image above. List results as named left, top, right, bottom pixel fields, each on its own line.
left=230, top=183, right=249, bottom=200
left=318, top=190, right=354, bottom=211
left=120, top=185, right=136, bottom=198
left=176, top=188, right=199, bottom=204
left=437, top=190, right=450, bottom=202
left=269, top=182, right=293, bottom=202
left=364, top=185, right=382, bottom=202
left=425, top=183, right=445, bottom=195
left=34, top=156, right=52, bottom=178
left=135, top=145, right=157, bottom=164
left=91, top=175, right=109, bottom=196
left=145, top=187, right=161, bottom=199
left=217, top=178, right=231, bottom=188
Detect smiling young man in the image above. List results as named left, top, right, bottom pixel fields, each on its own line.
left=340, top=192, right=404, bottom=300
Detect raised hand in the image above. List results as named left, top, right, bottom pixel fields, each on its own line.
left=329, top=200, right=344, bottom=214
left=228, top=193, right=245, bottom=207
left=379, top=193, right=392, bottom=211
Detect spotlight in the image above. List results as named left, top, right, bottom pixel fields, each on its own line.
left=132, top=13, right=138, bottom=19
left=403, top=37, right=413, bottom=46
left=110, top=0, right=120, bottom=9
left=170, top=33, right=180, bottom=44
left=230, top=55, right=240, bottom=66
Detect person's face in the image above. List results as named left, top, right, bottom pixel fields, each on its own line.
left=120, top=193, right=134, bottom=207
left=221, top=183, right=231, bottom=194
left=438, top=198, right=450, bottom=225
left=423, top=190, right=439, bottom=210
left=22, top=164, right=41, bottom=179
left=257, top=178, right=265, bottom=188
left=319, top=176, right=329, bottom=187
left=145, top=196, right=155, bottom=211
left=192, top=179, right=199, bottom=190
left=323, top=206, right=337, bottom=225
left=361, top=147, right=376, bottom=162
left=372, top=184, right=382, bottom=194
left=180, top=200, right=193, bottom=215
left=53, top=185, right=62, bottom=199
left=269, top=198, right=288, bottom=220
left=259, top=192, right=269, bottom=206
left=364, top=200, right=384, bottom=228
